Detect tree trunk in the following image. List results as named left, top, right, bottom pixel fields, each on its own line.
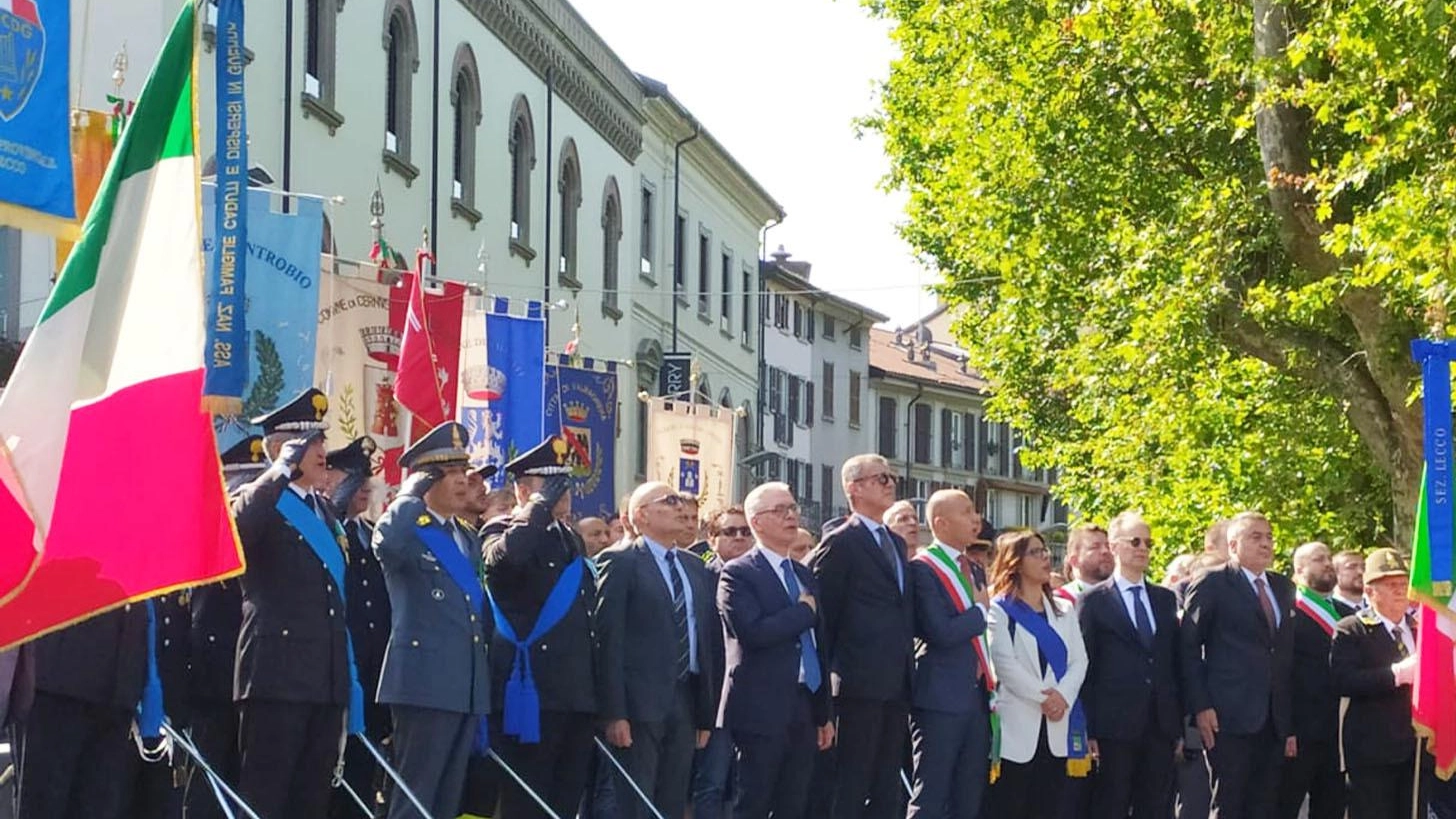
left=1250, top=0, right=1424, bottom=545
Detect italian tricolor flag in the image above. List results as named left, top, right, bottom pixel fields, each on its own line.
left=1411, top=472, right=1456, bottom=779
left=0, top=1, right=242, bottom=647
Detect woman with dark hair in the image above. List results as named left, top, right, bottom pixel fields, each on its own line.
left=984, top=529, right=1090, bottom=819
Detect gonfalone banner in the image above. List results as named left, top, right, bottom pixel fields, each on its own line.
left=203, top=186, right=322, bottom=447
left=315, top=265, right=400, bottom=511
left=645, top=398, right=736, bottom=518
left=457, top=305, right=491, bottom=467
left=544, top=357, right=619, bottom=519
left=483, top=298, right=545, bottom=489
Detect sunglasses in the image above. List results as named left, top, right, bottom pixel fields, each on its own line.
left=1115, top=536, right=1154, bottom=549
left=853, top=472, right=894, bottom=487
left=718, top=526, right=752, bottom=538
left=647, top=494, right=685, bottom=508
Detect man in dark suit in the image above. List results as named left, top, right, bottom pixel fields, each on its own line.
left=719, top=482, right=834, bottom=819
left=16, top=604, right=148, bottom=819
left=1277, top=541, right=1355, bottom=819
left=374, top=422, right=492, bottom=819
left=183, top=435, right=266, bottom=819
left=691, top=507, right=755, bottom=819
left=324, top=435, right=393, bottom=819
left=1180, top=511, right=1296, bottom=819
left=1080, top=512, right=1182, bottom=819
left=121, top=589, right=192, bottom=819
left=1331, top=548, right=1424, bottom=819
left=231, top=388, right=353, bottom=819
left=808, top=453, right=915, bottom=819
left=482, top=437, right=598, bottom=819
left=595, top=481, right=720, bottom=819
left=905, top=489, right=991, bottom=819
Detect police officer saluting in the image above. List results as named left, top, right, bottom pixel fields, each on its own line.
left=1331, top=547, right=1428, bottom=819
left=325, top=435, right=393, bottom=819
left=232, top=388, right=360, bottom=819
left=373, top=421, right=492, bottom=819
left=183, top=435, right=266, bottom=819
left=482, top=436, right=598, bottom=819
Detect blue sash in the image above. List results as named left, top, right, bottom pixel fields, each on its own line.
left=487, top=556, right=586, bottom=744
left=996, top=595, right=1088, bottom=759
left=137, top=601, right=164, bottom=740
left=416, top=520, right=490, bottom=754
left=276, top=491, right=366, bottom=735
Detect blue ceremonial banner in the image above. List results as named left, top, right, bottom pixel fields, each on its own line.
left=545, top=357, right=619, bottom=519
left=0, top=0, right=76, bottom=233
left=484, top=298, right=545, bottom=489
left=205, top=0, right=250, bottom=406
left=1413, top=338, right=1455, bottom=585
left=204, top=186, right=323, bottom=447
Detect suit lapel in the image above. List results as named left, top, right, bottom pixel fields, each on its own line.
left=1227, top=565, right=1274, bottom=644
left=1104, top=585, right=1144, bottom=650
left=853, top=519, right=900, bottom=591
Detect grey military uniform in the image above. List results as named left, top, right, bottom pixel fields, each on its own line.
left=374, top=492, right=492, bottom=819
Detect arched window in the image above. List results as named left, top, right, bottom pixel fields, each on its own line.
left=601, top=176, right=622, bottom=317
left=557, top=139, right=581, bottom=284
left=507, top=95, right=537, bottom=253
left=303, top=0, right=342, bottom=119
left=381, top=1, right=420, bottom=177
left=450, top=44, right=482, bottom=220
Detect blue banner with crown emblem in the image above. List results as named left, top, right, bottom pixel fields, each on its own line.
left=544, top=357, right=618, bottom=519
left=0, top=0, right=75, bottom=231
left=483, top=298, right=545, bottom=489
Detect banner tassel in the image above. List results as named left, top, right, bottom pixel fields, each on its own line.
left=202, top=395, right=244, bottom=417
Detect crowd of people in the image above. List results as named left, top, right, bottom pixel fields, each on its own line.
left=0, top=385, right=1453, bottom=819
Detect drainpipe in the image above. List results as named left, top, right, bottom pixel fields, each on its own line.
left=755, top=216, right=781, bottom=458
left=282, top=0, right=294, bottom=213
left=904, top=382, right=925, bottom=491
left=543, top=66, right=554, bottom=340
left=670, top=123, right=701, bottom=353
left=427, top=0, right=441, bottom=272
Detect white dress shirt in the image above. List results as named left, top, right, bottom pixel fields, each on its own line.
left=1240, top=566, right=1282, bottom=628
left=645, top=536, right=699, bottom=674
left=1112, top=574, right=1156, bottom=635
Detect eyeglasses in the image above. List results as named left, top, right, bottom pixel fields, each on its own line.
left=647, top=494, right=684, bottom=508
left=1115, top=536, right=1154, bottom=549
left=755, top=504, right=801, bottom=520
left=1026, top=546, right=1050, bottom=558
left=853, top=472, right=894, bottom=487
left=718, top=526, right=752, bottom=538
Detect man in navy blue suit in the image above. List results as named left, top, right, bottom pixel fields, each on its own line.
left=1079, top=512, right=1182, bottom=819
left=808, top=453, right=915, bottom=819
left=718, top=482, right=834, bottom=819
left=905, top=489, right=992, bottom=819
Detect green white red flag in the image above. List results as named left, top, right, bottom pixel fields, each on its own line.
left=1411, top=472, right=1456, bottom=779
left=0, top=1, right=242, bottom=647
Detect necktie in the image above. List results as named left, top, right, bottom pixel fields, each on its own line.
left=780, top=560, right=822, bottom=692
left=303, top=493, right=318, bottom=514
left=1392, top=625, right=1410, bottom=659
left=1130, top=585, right=1154, bottom=649
left=663, top=551, right=691, bottom=680
left=875, top=526, right=903, bottom=591
left=1254, top=576, right=1277, bottom=636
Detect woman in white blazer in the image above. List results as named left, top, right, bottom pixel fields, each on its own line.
left=985, top=529, right=1089, bottom=819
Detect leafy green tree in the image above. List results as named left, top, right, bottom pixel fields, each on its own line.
left=863, top=0, right=1452, bottom=554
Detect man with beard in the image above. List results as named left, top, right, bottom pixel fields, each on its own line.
left=1277, top=542, right=1355, bottom=819
left=1331, top=550, right=1366, bottom=610
left=1054, top=524, right=1112, bottom=605
left=458, top=464, right=498, bottom=536
left=325, top=435, right=392, bottom=819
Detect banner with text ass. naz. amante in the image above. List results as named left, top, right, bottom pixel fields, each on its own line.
left=645, top=398, right=735, bottom=517
left=0, top=3, right=241, bottom=645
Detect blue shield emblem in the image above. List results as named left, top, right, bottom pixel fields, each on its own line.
left=678, top=458, right=700, bottom=495
left=0, top=2, right=46, bottom=122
